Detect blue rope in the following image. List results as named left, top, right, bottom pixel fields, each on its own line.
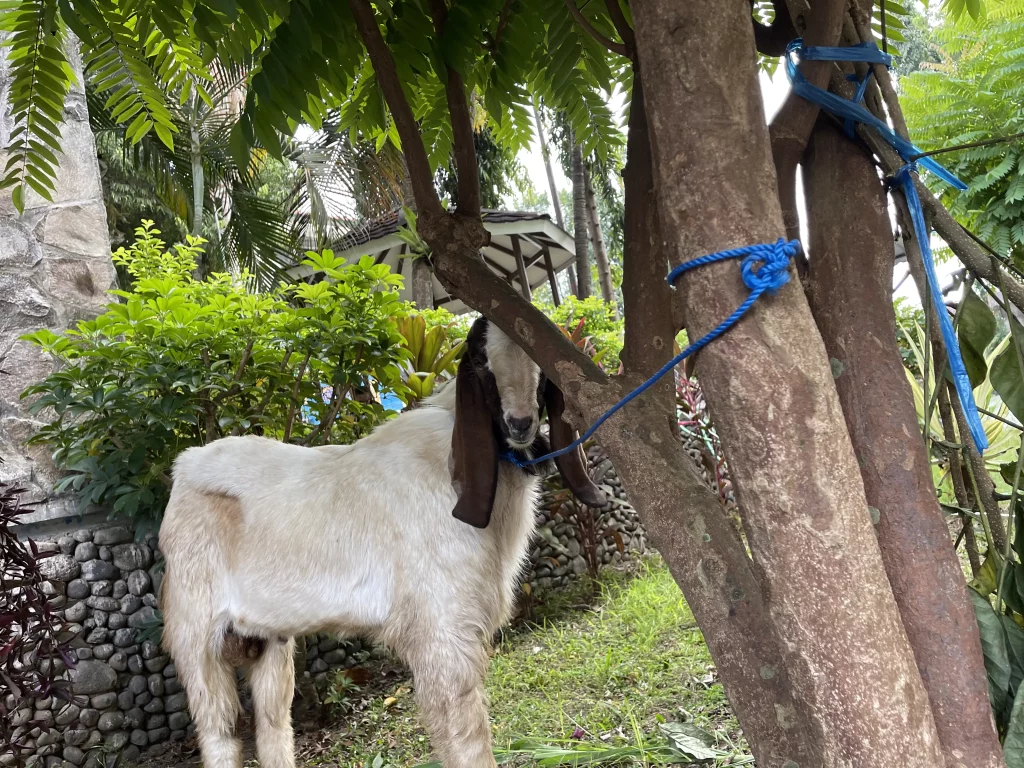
left=785, top=39, right=988, bottom=453
left=503, top=239, right=801, bottom=468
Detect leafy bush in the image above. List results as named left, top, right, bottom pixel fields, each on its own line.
left=395, top=314, right=465, bottom=403
left=21, top=222, right=412, bottom=529
left=546, top=296, right=624, bottom=371
left=0, top=477, right=79, bottom=764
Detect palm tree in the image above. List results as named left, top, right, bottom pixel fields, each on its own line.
left=571, top=139, right=592, bottom=299
left=92, top=61, right=403, bottom=287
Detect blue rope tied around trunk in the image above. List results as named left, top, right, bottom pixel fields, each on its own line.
left=784, top=38, right=987, bottom=452
left=503, top=239, right=800, bottom=468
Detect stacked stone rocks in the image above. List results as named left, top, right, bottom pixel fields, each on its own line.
left=11, top=526, right=189, bottom=767
left=522, top=445, right=646, bottom=591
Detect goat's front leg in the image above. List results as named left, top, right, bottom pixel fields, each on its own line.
left=409, top=639, right=497, bottom=768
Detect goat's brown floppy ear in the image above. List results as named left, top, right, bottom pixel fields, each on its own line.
left=544, top=379, right=607, bottom=508
left=451, top=357, right=499, bottom=528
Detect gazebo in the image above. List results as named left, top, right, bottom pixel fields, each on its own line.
left=287, top=209, right=579, bottom=313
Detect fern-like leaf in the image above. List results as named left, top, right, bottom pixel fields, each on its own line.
left=0, top=0, right=73, bottom=211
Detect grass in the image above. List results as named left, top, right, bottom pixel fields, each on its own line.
left=302, top=557, right=746, bottom=767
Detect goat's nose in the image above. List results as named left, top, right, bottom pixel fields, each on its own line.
left=507, top=416, right=533, bottom=435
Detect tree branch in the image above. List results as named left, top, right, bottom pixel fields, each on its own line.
left=603, top=0, right=635, bottom=58
left=563, top=0, right=629, bottom=56
left=348, top=0, right=443, bottom=218
left=751, top=0, right=797, bottom=57
left=767, top=0, right=846, bottom=243
left=428, top=0, right=482, bottom=216
left=494, top=0, right=515, bottom=50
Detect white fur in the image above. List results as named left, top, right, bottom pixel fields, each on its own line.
left=158, top=329, right=541, bottom=768
left=485, top=325, right=541, bottom=448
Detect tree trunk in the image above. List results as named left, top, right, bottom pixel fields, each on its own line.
left=630, top=1, right=945, bottom=763
left=583, top=163, right=618, bottom=315
left=190, top=104, right=205, bottom=279
left=571, top=141, right=591, bottom=299
left=400, top=156, right=434, bottom=310
left=612, top=69, right=822, bottom=767
left=533, top=100, right=577, bottom=297
left=804, top=118, right=1002, bottom=768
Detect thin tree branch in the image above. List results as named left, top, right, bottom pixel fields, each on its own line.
left=428, top=0, right=482, bottom=216
left=350, top=1, right=605, bottom=413
left=603, top=0, right=635, bottom=58
left=212, top=338, right=254, bottom=406
left=348, top=0, right=443, bottom=218
left=282, top=351, right=312, bottom=443
left=494, top=0, right=515, bottom=49
left=563, top=0, right=629, bottom=56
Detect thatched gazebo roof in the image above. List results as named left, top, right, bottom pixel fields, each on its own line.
left=288, top=209, right=578, bottom=314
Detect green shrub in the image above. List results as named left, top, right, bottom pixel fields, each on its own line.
left=547, top=296, right=624, bottom=371
left=21, top=222, right=412, bottom=531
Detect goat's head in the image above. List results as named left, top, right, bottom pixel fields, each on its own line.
left=450, top=317, right=607, bottom=528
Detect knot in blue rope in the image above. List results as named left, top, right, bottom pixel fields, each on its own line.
left=504, top=239, right=799, bottom=470
left=740, top=239, right=799, bottom=295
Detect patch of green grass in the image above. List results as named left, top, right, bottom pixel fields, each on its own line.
left=304, top=557, right=744, bottom=767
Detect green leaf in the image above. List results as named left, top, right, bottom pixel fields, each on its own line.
left=1005, top=685, right=1024, bottom=767
left=970, top=587, right=1012, bottom=716
left=958, top=290, right=997, bottom=388
left=992, top=321, right=1024, bottom=424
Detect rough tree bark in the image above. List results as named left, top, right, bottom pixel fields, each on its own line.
left=611, top=70, right=822, bottom=767
left=803, top=118, right=1002, bottom=768
left=630, top=0, right=945, bottom=763
left=571, top=141, right=592, bottom=299
left=582, top=163, right=618, bottom=314
left=350, top=1, right=826, bottom=762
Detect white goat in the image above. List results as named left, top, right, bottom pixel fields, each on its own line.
left=158, top=317, right=605, bottom=768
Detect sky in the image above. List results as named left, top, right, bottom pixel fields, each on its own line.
left=516, top=67, right=963, bottom=310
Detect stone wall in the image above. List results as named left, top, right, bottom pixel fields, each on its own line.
left=0, top=35, right=116, bottom=527
left=9, top=526, right=185, bottom=767
left=12, top=455, right=649, bottom=765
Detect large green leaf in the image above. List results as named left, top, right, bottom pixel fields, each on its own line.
left=1007, top=684, right=1024, bottom=767
left=958, top=290, right=997, bottom=388
left=970, top=587, right=1012, bottom=715
left=991, top=319, right=1024, bottom=424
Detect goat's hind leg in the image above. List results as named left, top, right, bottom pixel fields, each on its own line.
left=409, top=637, right=497, bottom=768
left=248, top=635, right=297, bottom=768
left=174, top=641, right=243, bottom=768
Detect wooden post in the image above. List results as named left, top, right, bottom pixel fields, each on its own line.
left=511, top=235, right=532, bottom=301
left=543, top=247, right=561, bottom=306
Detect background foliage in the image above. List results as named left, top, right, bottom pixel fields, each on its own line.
left=901, top=2, right=1024, bottom=269
left=21, top=223, right=413, bottom=529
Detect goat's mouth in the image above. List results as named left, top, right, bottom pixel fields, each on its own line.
left=506, top=436, right=535, bottom=451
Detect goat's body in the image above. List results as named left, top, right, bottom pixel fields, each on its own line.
left=159, top=390, right=539, bottom=768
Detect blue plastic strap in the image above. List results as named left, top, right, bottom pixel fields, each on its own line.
left=503, top=239, right=801, bottom=468
left=798, top=40, right=893, bottom=67
left=785, top=40, right=967, bottom=191
left=898, top=166, right=989, bottom=451
left=784, top=38, right=986, bottom=452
